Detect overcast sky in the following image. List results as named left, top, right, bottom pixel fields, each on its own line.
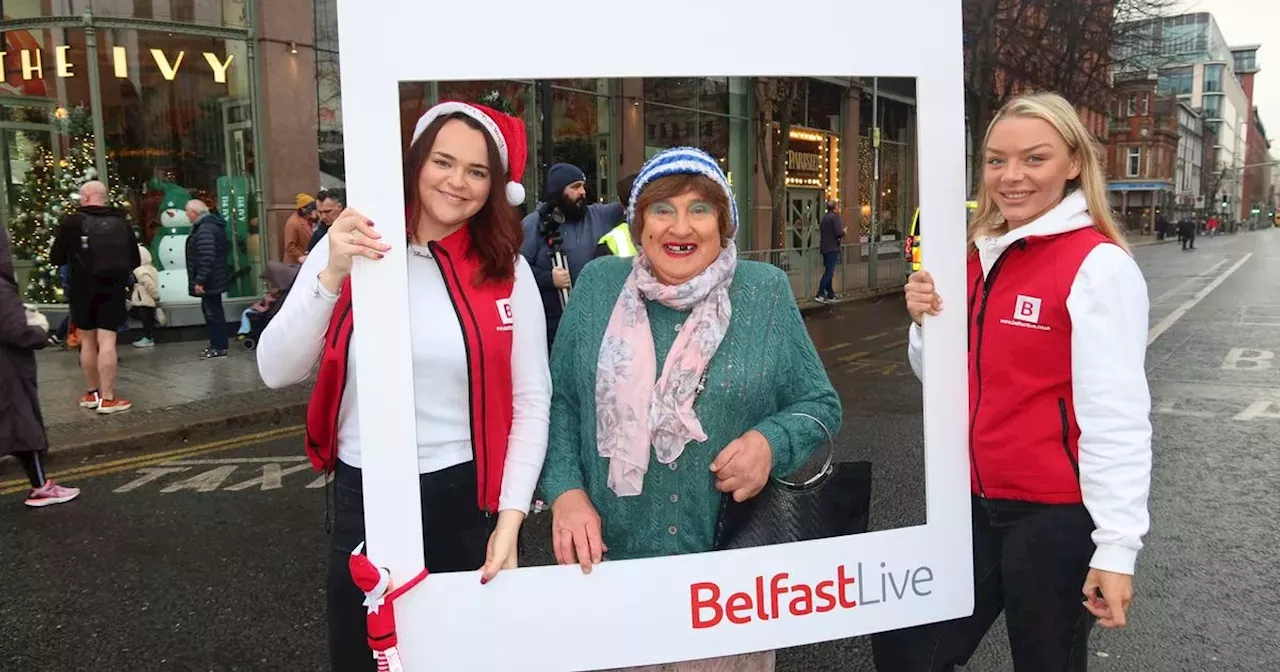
left=1176, top=0, right=1279, bottom=153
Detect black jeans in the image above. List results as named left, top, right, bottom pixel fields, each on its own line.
left=818, top=250, right=839, bottom=299
left=328, top=460, right=494, bottom=672
left=129, top=306, right=156, bottom=340
left=201, top=294, right=228, bottom=351
left=871, top=496, right=1096, bottom=672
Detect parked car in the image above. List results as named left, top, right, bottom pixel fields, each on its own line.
left=904, top=200, right=978, bottom=277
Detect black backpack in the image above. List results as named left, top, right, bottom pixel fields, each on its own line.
left=79, top=213, right=133, bottom=278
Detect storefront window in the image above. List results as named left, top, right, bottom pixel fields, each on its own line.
left=548, top=80, right=611, bottom=203
left=0, top=24, right=258, bottom=301
left=315, top=0, right=343, bottom=187
left=805, top=79, right=844, bottom=132
left=643, top=77, right=750, bottom=238
left=2, top=0, right=248, bottom=28
left=857, top=82, right=917, bottom=239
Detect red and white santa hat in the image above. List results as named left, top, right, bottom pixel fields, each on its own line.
left=411, top=101, right=528, bottom=206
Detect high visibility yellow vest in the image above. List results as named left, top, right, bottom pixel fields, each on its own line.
left=599, top=222, right=637, bottom=257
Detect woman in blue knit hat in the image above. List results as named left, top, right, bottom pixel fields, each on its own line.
left=539, top=147, right=842, bottom=671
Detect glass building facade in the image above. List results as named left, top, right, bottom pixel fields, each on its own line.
left=1, top=1, right=919, bottom=312
left=1, top=0, right=264, bottom=311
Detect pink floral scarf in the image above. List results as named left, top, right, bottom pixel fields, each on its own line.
left=595, top=244, right=738, bottom=496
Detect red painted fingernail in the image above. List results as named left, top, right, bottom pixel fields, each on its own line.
left=480, top=577, right=489, bottom=585
left=376, top=253, right=384, bottom=260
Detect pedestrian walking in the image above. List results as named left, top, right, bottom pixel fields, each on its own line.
left=49, top=180, right=139, bottom=414
left=881, top=92, right=1152, bottom=671
left=128, top=245, right=161, bottom=347
left=1, top=223, right=81, bottom=507
left=1179, top=216, right=1196, bottom=251
left=256, top=100, right=549, bottom=672
left=815, top=199, right=845, bottom=302
left=185, top=199, right=231, bottom=358
left=539, top=147, right=842, bottom=672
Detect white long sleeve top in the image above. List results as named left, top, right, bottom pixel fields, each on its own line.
left=257, top=235, right=551, bottom=514
left=908, top=191, right=1153, bottom=575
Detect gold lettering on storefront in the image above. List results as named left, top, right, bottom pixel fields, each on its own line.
left=113, top=47, right=128, bottom=78
left=203, top=53, right=235, bottom=84
left=21, top=49, right=42, bottom=80
left=56, top=46, right=74, bottom=78
left=149, top=49, right=185, bottom=81
left=0, top=47, right=233, bottom=85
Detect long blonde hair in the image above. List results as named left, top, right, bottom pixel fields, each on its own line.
left=969, top=92, right=1128, bottom=252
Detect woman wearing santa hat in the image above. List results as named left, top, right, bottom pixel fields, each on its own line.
left=256, top=100, right=550, bottom=670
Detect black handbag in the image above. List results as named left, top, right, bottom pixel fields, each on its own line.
left=713, top=412, right=872, bottom=550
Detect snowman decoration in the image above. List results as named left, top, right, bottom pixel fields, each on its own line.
left=150, top=181, right=196, bottom=304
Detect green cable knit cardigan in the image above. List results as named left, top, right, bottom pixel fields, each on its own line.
left=539, top=256, right=843, bottom=561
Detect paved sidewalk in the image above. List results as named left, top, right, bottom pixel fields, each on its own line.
left=35, top=338, right=310, bottom=457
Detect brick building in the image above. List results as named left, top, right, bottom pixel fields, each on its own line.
left=1231, top=46, right=1271, bottom=223
left=1107, top=75, right=1179, bottom=233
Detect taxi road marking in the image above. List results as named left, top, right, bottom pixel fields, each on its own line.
left=0, top=426, right=304, bottom=496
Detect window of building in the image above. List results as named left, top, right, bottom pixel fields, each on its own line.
left=1128, top=147, right=1141, bottom=177
left=0, top=26, right=257, bottom=300
left=1139, top=94, right=1150, bottom=116
left=1128, top=95, right=1137, bottom=117
left=1203, top=64, right=1225, bottom=93
left=643, top=77, right=750, bottom=217
left=1158, top=67, right=1194, bottom=96
left=1202, top=94, right=1222, bottom=119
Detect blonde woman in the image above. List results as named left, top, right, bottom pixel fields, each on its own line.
left=878, top=92, right=1153, bottom=671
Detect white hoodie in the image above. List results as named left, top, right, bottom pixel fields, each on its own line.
left=907, top=190, right=1153, bottom=575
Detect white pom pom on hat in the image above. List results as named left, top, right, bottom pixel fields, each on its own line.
left=412, top=101, right=528, bottom=207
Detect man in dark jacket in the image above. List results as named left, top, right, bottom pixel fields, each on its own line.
left=519, top=163, right=623, bottom=349
left=2, top=224, right=81, bottom=506
left=185, top=199, right=231, bottom=358
left=815, top=200, right=846, bottom=303
left=49, top=180, right=140, bottom=413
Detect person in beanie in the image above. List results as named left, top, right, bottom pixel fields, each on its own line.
left=539, top=147, right=840, bottom=671
left=256, top=100, right=550, bottom=672
left=519, top=162, right=623, bottom=349
left=284, top=193, right=319, bottom=264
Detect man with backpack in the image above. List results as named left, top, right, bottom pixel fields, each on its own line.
left=50, top=181, right=140, bottom=414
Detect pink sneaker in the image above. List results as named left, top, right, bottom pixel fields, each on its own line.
left=24, top=480, right=81, bottom=508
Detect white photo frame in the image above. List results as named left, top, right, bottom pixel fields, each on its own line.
left=337, top=0, right=972, bottom=669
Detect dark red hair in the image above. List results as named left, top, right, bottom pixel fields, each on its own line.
left=403, top=112, right=523, bottom=283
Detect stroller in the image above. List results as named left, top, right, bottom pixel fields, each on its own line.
left=239, top=261, right=301, bottom=351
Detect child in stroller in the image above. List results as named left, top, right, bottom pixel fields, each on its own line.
left=238, top=261, right=300, bottom=350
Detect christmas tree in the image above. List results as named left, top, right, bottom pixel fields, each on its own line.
left=8, top=106, right=130, bottom=303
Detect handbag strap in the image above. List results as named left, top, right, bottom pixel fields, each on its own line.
left=772, top=411, right=835, bottom=489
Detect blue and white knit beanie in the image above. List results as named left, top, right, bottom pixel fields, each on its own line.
left=627, top=147, right=738, bottom=237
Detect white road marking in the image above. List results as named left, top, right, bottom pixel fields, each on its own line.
left=1221, top=348, right=1274, bottom=370
left=159, top=466, right=238, bottom=493
left=307, top=473, right=334, bottom=489
left=1234, top=400, right=1280, bottom=421
left=1153, top=401, right=1216, bottom=418
left=1147, top=254, right=1253, bottom=346
left=224, top=463, right=315, bottom=491
left=1151, top=259, right=1228, bottom=305
left=113, top=467, right=192, bottom=493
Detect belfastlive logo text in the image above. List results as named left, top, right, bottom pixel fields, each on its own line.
left=690, top=563, right=934, bottom=628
